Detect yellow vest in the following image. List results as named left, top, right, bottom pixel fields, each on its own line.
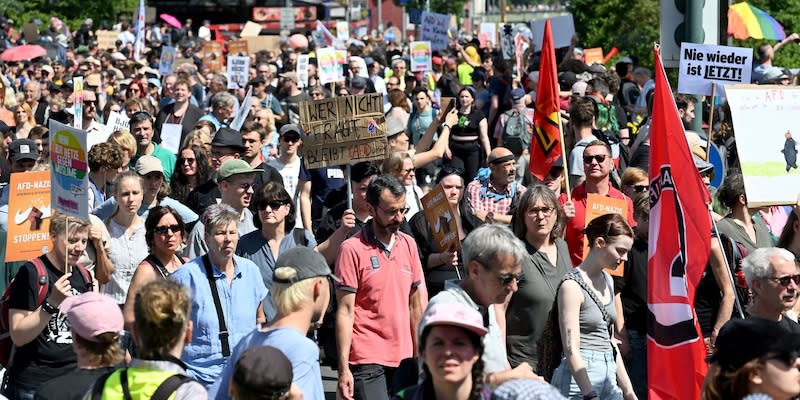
left=99, top=368, right=183, bottom=400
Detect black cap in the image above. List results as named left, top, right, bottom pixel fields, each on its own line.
left=249, top=76, right=266, bottom=86
left=279, top=124, right=305, bottom=139
left=273, top=247, right=341, bottom=284
left=712, top=318, right=800, bottom=372
left=210, top=127, right=245, bottom=152
left=9, top=138, right=38, bottom=162
left=233, top=346, right=293, bottom=396
left=350, top=76, right=368, bottom=89
left=0, top=121, right=10, bottom=136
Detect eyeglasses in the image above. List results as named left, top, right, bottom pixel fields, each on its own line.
left=239, top=182, right=254, bottom=192
left=629, top=184, right=648, bottom=193
left=766, top=351, right=798, bottom=367
left=403, top=167, right=415, bottom=174
left=258, top=200, right=289, bottom=210
left=527, top=206, right=555, bottom=217
left=583, top=154, right=609, bottom=164
left=84, top=100, right=97, bottom=106
left=311, top=92, right=324, bottom=98
left=179, top=157, right=195, bottom=164
left=767, top=274, right=800, bottom=287
left=153, top=224, right=181, bottom=235
left=378, top=206, right=410, bottom=217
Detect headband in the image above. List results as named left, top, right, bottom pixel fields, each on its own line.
left=489, top=154, right=515, bottom=165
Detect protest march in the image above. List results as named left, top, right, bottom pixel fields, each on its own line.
left=2, top=2, right=800, bottom=400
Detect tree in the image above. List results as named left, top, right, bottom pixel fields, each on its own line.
left=731, top=0, right=800, bottom=70
left=6, top=0, right=138, bottom=31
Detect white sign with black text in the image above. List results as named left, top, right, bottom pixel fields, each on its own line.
left=677, top=43, right=753, bottom=97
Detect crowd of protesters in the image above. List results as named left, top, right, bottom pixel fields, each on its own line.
left=0, top=10, right=800, bottom=400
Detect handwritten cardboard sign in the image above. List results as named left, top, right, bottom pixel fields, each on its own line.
left=678, top=43, right=753, bottom=97
left=419, top=12, right=449, bottom=51
left=227, top=39, right=249, bottom=56
left=227, top=56, right=250, bottom=89
left=584, top=193, right=629, bottom=276
left=202, top=41, right=224, bottom=72
left=299, top=94, right=388, bottom=168
left=421, top=183, right=460, bottom=252
left=5, top=171, right=52, bottom=262
left=96, top=30, right=120, bottom=50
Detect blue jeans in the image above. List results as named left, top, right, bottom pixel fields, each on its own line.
left=551, top=349, right=623, bottom=400
left=625, top=330, right=648, bottom=400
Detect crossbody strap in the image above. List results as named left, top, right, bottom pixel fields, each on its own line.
left=567, top=271, right=613, bottom=336
left=151, top=374, right=195, bottom=400
left=120, top=369, right=133, bottom=400
left=201, top=254, right=231, bottom=357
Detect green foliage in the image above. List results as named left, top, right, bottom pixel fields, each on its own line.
left=428, top=0, right=469, bottom=18
left=5, top=0, right=138, bottom=31
left=568, top=0, right=659, bottom=68
left=731, top=0, right=800, bottom=69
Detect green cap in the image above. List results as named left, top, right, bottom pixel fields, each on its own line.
left=217, top=159, right=263, bottom=183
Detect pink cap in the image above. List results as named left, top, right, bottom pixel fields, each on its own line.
left=60, top=292, right=123, bottom=342
left=420, top=302, right=488, bottom=338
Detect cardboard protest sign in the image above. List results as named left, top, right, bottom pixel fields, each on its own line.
left=96, top=30, right=120, bottom=50
left=584, top=47, right=604, bottom=65
left=244, top=36, right=281, bottom=53
left=297, top=54, right=310, bottom=88
left=227, top=39, right=249, bottom=56
left=583, top=193, right=628, bottom=276
left=5, top=171, right=52, bottom=262
left=725, top=85, right=800, bottom=206
left=420, top=12, right=450, bottom=51
left=479, top=23, right=496, bottom=48
left=231, top=87, right=253, bottom=131
left=241, top=21, right=263, bottom=37
left=421, top=183, right=460, bottom=252
left=678, top=43, right=752, bottom=97
left=159, top=46, right=177, bottom=76
left=501, top=24, right=515, bottom=60
left=410, top=41, right=432, bottom=72
left=202, top=41, right=224, bottom=72
left=49, top=120, right=89, bottom=220
left=227, top=56, right=250, bottom=89
left=317, top=47, right=338, bottom=85
left=299, top=94, right=388, bottom=168
left=531, top=15, right=575, bottom=49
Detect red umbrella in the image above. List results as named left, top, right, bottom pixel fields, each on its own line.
left=1, top=44, right=47, bottom=62
left=160, top=13, right=182, bottom=29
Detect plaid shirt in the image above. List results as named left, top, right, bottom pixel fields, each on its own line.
left=466, top=178, right=526, bottom=216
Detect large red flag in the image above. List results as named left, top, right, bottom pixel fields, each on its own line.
left=647, top=45, right=711, bottom=400
left=529, top=19, right=562, bottom=181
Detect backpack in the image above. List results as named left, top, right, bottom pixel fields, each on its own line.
left=90, top=367, right=195, bottom=400
left=0, top=257, right=92, bottom=367
left=589, top=97, right=620, bottom=135
left=501, top=109, right=533, bottom=156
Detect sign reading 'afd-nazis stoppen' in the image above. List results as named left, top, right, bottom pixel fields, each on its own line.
left=299, top=94, right=388, bottom=168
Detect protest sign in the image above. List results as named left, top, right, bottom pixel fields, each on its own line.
left=227, top=39, right=249, bottom=56
left=160, top=124, right=182, bottom=154
left=102, top=111, right=130, bottom=139
left=49, top=120, right=89, bottom=220
left=410, top=41, right=432, bottom=72
left=299, top=94, right=388, bottom=168
left=297, top=54, right=310, bottom=88
left=227, top=56, right=250, bottom=89
left=479, top=23, right=496, bottom=48
left=421, top=183, right=460, bottom=252
left=159, top=46, right=177, bottom=76
left=420, top=12, right=449, bottom=51
left=73, top=77, right=83, bottom=130
left=584, top=47, right=604, bottom=65
left=202, top=41, right=224, bottom=72
left=5, top=171, right=51, bottom=262
left=583, top=193, right=628, bottom=276
left=501, top=24, right=514, bottom=60
left=243, top=36, right=281, bottom=53
left=678, top=43, right=753, bottom=97
left=317, top=47, right=338, bottom=85
left=726, top=85, right=800, bottom=206
left=531, top=15, right=575, bottom=49
left=241, top=21, right=263, bottom=37
left=336, top=21, right=349, bottom=41
left=231, top=87, right=253, bottom=131
left=335, top=50, right=347, bottom=81
left=96, top=30, right=120, bottom=50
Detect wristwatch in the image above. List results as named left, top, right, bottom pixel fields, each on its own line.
left=583, top=390, right=599, bottom=400
left=41, top=301, right=59, bottom=315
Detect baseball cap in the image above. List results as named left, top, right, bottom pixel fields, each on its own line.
left=249, top=76, right=266, bottom=86
left=491, top=379, right=567, bottom=400
left=273, top=247, right=341, bottom=284
left=350, top=76, right=368, bottom=89
left=111, top=52, right=126, bottom=61
left=419, top=302, right=488, bottom=339
left=217, top=159, right=263, bottom=183
left=511, top=88, right=526, bottom=101
left=60, top=292, right=124, bottom=342
left=86, top=73, right=101, bottom=87
left=211, top=127, right=245, bottom=152
left=233, top=346, right=293, bottom=397
left=279, top=72, right=298, bottom=82
left=41, top=65, right=54, bottom=77
left=712, top=318, right=800, bottom=372
left=693, top=154, right=713, bottom=174
left=0, top=121, right=10, bottom=136
left=147, top=78, right=161, bottom=88
left=135, top=155, right=164, bottom=176
left=279, top=124, right=305, bottom=139
left=9, top=139, right=38, bottom=162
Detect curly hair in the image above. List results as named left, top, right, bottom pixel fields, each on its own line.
left=88, top=142, right=124, bottom=172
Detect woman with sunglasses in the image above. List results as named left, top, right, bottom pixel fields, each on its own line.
left=309, top=85, right=328, bottom=100
left=447, top=87, right=489, bottom=181
left=703, top=318, right=800, bottom=400
left=549, top=213, right=637, bottom=400
left=123, top=206, right=188, bottom=330
left=171, top=145, right=212, bottom=204
left=383, top=151, right=424, bottom=218
left=507, top=185, right=572, bottom=371
left=620, top=167, right=648, bottom=199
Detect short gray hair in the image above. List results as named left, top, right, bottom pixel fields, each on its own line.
left=211, top=91, right=235, bottom=110
left=202, top=203, right=240, bottom=233
left=462, top=224, right=527, bottom=270
left=742, top=247, right=796, bottom=287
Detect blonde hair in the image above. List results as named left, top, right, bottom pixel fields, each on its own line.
left=271, top=267, right=317, bottom=316
left=382, top=151, right=411, bottom=177
left=15, top=103, right=35, bottom=126
left=49, top=212, right=90, bottom=237
left=183, top=129, right=212, bottom=155
left=133, top=280, right=191, bottom=359
left=108, top=130, right=137, bottom=157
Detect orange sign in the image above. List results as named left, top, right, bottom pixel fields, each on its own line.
left=227, top=39, right=249, bottom=56
left=421, top=183, right=460, bottom=252
left=5, top=171, right=52, bottom=262
left=584, top=47, right=604, bottom=65
left=583, top=193, right=628, bottom=276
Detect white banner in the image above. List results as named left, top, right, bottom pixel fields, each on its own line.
left=677, top=43, right=753, bottom=97
left=227, top=56, right=250, bottom=89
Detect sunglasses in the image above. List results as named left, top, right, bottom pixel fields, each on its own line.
left=629, top=184, right=648, bottom=193
left=154, top=224, right=181, bottom=235
left=583, top=154, right=609, bottom=164
left=258, top=200, right=289, bottom=210
left=766, top=351, right=798, bottom=367
left=282, top=135, right=300, bottom=143
left=179, top=157, right=195, bottom=164
left=239, top=182, right=254, bottom=192
left=767, top=274, right=800, bottom=287
left=496, top=271, right=525, bottom=286
left=440, top=165, right=464, bottom=176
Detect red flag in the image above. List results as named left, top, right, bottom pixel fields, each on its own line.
left=529, top=19, right=562, bottom=181
left=647, top=45, right=710, bottom=400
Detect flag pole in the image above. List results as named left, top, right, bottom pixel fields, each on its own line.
left=558, top=115, right=571, bottom=196
left=705, top=83, right=716, bottom=161
left=708, top=205, right=746, bottom=319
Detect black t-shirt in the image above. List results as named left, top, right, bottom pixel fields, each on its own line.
left=34, top=366, right=116, bottom=400
left=615, top=237, right=648, bottom=334
left=450, top=109, right=486, bottom=138
left=8, top=255, right=91, bottom=390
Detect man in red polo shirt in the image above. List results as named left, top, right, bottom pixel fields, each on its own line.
left=560, top=140, right=636, bottom=266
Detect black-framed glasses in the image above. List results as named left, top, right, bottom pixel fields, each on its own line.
left=766, top=351, right=799, bottom=367
left=403, top=167, right=415, bottom=174
left=583, top=154, right=608, bottom=164
left=629, top=184, right=648, bottom=193
left=527, top=206, right=555, bottom=217
left=258, top=200, right=289, bottom=211
left=154, top=224, right=181, bottom=235
left=379, top=206, right=410, bottom=217
left=767, top=274, right=800, bottom=287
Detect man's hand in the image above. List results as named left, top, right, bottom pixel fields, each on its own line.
left=563, top=201, right=576, bottom=218
left=337, top=368, right=354, bottom=400
left=88, top=225, right=103, bottom=243
left=337, top=209, right=357, bottom=233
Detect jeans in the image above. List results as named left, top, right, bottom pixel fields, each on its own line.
left=3, top=384, right=36, bottom=400
left=551, top=349, right=623, bottom=400
left=626, top=330, right=648, bottom=400
left=351, top=363, right=396, bottom=400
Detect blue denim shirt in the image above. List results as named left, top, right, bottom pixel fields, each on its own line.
left=170, top=255, right=267, bottom=388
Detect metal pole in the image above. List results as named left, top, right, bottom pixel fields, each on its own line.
left=687, top=0, right=704, bottom=133
left=377, top=0, right=383, bottom=33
